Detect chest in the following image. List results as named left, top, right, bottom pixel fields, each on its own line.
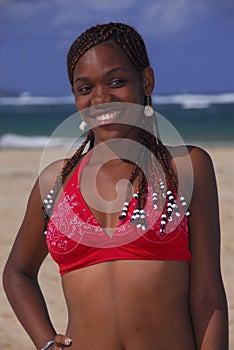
left=79, top=161, right=137, bottom=230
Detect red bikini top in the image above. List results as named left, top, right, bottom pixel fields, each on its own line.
left=46, top=152, right=191, bottom=276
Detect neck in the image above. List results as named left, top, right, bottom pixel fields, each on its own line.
left=89, top=136, right=144, bottom=166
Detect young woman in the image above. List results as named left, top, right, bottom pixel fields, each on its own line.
left=3, top=22, right=228, bottom=350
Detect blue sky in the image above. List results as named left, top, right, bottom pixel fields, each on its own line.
left=0, top=0, right=234, bottom=95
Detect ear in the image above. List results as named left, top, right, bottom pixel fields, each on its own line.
left=142, top=66, right=155, bottom=96
left=71, top=85, right=75, bottom=95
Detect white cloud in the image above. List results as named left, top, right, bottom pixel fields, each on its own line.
left=49, top=0, right=211, bottom=41
left=138, top=0, right=209, bottom=36
left=0, top=0, right=49, bottom=20
left=81, top=0, right=136, bottom=10
left=0, top=0, right=221, bottom=46
left=51, top=0, right=136, bottom=27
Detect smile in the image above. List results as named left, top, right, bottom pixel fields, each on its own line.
left=95, top=110, right=122, bottom=122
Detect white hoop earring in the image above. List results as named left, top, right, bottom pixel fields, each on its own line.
left=79, top=120, right=87, bottom=131
left=144, top=96, right=154, bottom=117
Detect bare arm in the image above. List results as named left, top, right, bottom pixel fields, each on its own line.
left=3, top=161, right=71, bottom=349
left=188, top=147, right=228, bottom=349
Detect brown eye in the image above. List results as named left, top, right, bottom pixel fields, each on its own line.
left=77, top=85, right=92, bottom=94
left=110, top=79, right=125, bottom=87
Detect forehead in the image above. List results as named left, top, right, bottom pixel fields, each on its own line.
left=73, top=42, right=137, bottom=76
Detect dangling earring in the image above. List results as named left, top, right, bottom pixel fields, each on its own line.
left=79, top=120, right=87, bottom=131
left=144, top=96, right=154, bottom=117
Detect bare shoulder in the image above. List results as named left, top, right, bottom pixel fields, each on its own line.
left=167, top=144, right=215, bottom=177
left=166, top=145, right=216, bottom=202
left=19, top=157, right=67, bottom=217
left=20, top=157, right=67, bottom=230
left=167, top=144, right=212, bottom=162
left=186, top=145, right=216, bottom=189
left=37, top=158, right=67, bottom=200
left=184, top=146, right=219, bottom=225
left=187, top=145, right=213, bottom=167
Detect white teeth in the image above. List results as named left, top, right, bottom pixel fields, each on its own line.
left=96, top=111, right=120, bottom=121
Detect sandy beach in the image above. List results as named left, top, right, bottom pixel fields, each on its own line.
left=0, top=145, right=233, bottom=349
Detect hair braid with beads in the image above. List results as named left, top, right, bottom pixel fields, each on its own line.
left=43, top=22, right=182, bottom=233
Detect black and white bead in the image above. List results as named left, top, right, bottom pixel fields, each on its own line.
left=159, top=178, right=166, bottom=198
left=166, top=202, right=173, bottom=221
left=120, top=187, right=191, bottom=233
left=130, top=208, right=147, bottom=231
left=43, top=189, right=54, bottom=235
left=166, top=190, right=177, bottom=219
left=119, top=201, right=130, bottom=220
left=131, top=208, right=141, bottom=229
left=133, top=191, right=139, bottom=200
left=179, top=195, right=191, bottom=217
left=160, top=213, right=167, bottom=234
left=43, top=189, right=54, bottom=211
left=159, top=190, right=191, bottom=233
left=152, top=192, right=158, bottom=209
left=119, top=191, right=139, bottom=222
left=140, top=209, right=147, bottom=231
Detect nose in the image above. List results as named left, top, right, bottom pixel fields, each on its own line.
left=91, top=84, right=111, bottom=106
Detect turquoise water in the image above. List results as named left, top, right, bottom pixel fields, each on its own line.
left=156, top=103, right=234, bottom=142
left=0, top=94, right=233, bottom=147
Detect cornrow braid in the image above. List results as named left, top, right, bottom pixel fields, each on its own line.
left=67, top=22, right=150, bottom=86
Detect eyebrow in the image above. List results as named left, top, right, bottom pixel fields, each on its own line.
left=73, top=67, right=128, bottom=84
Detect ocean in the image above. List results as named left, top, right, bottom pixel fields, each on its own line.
left=0, top=93, right=233, bottom=148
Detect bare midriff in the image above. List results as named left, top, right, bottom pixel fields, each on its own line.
left=62, top=259, right=196, bottom=350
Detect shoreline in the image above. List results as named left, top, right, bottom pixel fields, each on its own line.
left=1, top=140, right=232, bottom=151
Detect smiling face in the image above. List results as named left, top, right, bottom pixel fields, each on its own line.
left=72, top=42, right=154, bottom=143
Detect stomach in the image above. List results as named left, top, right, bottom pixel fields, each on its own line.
left=61, top=259, right=196, bottom=350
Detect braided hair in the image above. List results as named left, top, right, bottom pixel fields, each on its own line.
left=67, top=22, right=150, bottom=86
left=43, top=22, right=179, bottom=233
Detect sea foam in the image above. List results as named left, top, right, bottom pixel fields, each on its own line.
left=1, top=93, right=234, bottom=109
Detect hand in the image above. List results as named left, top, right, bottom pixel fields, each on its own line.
left=52, top=334, right=72, bottom=349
